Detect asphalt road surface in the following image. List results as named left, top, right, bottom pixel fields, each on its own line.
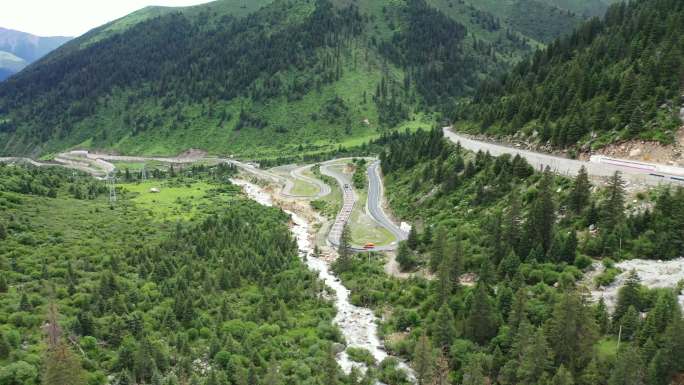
left=283, top=164, right=331, bottom=199
left=443, top=128, right=684, bottom=186
left=366, top=161, right=408, bottom=243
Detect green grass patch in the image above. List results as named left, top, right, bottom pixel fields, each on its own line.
left=119, top=180, right=236, bottom=221
left=596, top=337, right=619, bottom=361
left=291, top=177, right=320, bottom=197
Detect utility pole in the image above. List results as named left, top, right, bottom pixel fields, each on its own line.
left=141, top=165, right=147, bottom=181
left=107, top=173, right=116, bottom=203
left=616, top=324, right=622, bottom=352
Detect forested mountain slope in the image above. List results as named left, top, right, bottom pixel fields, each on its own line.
left=461, top=0, right=684, bottom=150
left=335, top=128, right=684, bottom=385
left=0, top=0, right=592, bottom=159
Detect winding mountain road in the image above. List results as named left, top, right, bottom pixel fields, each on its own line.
left=3, top=150, right=406, bottom=251
left=444, top=127, right=684, bottom=185
left=320, top=158, right=406, bottom=252
left=281, top=164, right=331, bottom=199
left=366, top=161, right=408, bottom=244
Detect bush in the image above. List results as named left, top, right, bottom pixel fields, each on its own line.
left=595, top=268, right=621, bottom=287
left=574, top=255, right=593, bottom=270
left=347, top=347, right=376, bottom=366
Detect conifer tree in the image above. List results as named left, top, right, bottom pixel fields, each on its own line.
left=407, top=226, right=419, bottom=250
left=42, top=304, right=87, bottom=385
left=434, top=303, right=456, bottom=351
left=396, top=241, right=416, bottom=272
left=0, top=332, right=10, bottom=359
left=336, top=224, right=353, bottom=272
left=619, top=305, right=640, bottom=341
left=552, top=365, right=574, bottom=385
left=324, top=345, right=338, bottom=385
left=595, top=298, right=610, bottom=334
left=465, top=282, right=499, bottom=345
left=547, top=292, right=598, bottom=371
left=613, top=270, right=641, bottom=323
left=462, top=358, right=486, bottom=385
left=602, top=171, right=626, bottom=233
left=0, top=273, right=7, bottom=293
left=517, top=326, right=550, bottom=385
left=413, top=333, right=433, bottom=385
left=430, top=226, right=447, bottom=272
left=579, top=357, right=602, bottom=385
left=525, top=167, right=556, bottom=256
left=569, top=166, right=591, bottom=214
left=608, top=346, right=644, bottom=385
left=432, top=352, right=450, bottom=385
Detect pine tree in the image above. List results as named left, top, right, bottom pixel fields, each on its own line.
left=430, top=226, right=447, bottom=272
left=508, top=288, right=527, bottom=331
left=336, top=224, right=353, bottom=272
left=547, top=292, right=598, bottom=372
left=413, top=333, right=433, bottom=385
left=552, top=365, right=574, bottom=385
left=422, top=225, right=433, bottom=249
left=525, top=167, right=556, bottom=256
left=569, top=166, right=591, bottom=214
left=434, top=303, right=456, bottom=351
left=465, top=282, right=499, bottom=345
left=396, top=241, right=416, bottom=271
left=613, top=270, right=641, bottom=323
left=462, top=358, right=486, bottom=385
left=42, top=304, right=87, bottom=385
left=579, top=357, right=602, bottom=385
left=324, top=345, right=338, bottom=385
left=517, top=326, right=550, bottom=385
left=608, top=346, right=644, bottom=385
left=0, top=332, right=10, bottom=359
left=498, top=250, right=521, bottom=279
left=19, top=292, right=31, bottom=311
left=602, top=171, right=625, bottom=233
left=595, top=298, right=610, bottom=334
left=407, top=226, right=419, bottom=250
left=619, top=305, right=640, bottom=341
left=432, top=352, right=450, bottom=385
left=504, top=188, right=522, bottom=254
left=0, top=273, right=7, bottom=293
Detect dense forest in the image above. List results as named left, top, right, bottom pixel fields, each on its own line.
left=332, top=128, right=684, bottom=384
left=0, top=0, right=587, bottom=159
left=0, top=164, right=356, bottom=385
left=461, top=0, right=684, bottom=149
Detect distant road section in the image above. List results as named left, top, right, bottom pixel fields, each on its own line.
left=443, top=128, right=684, bottom=186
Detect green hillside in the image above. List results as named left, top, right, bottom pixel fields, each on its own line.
left=337, top=127, right=684, bottom=385
left=460, top=0, right=684, bottom=150
left=0, top=0, right=596, bottom=159
left=0, top=164, right=345, bottom=385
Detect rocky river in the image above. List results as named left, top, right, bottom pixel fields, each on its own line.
left=231, top=179, right=415, bottom=381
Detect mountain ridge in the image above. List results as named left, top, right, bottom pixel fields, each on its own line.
left=0, top=0, right=614, bottom=158
left=0, top=27, right=71, bottom=81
